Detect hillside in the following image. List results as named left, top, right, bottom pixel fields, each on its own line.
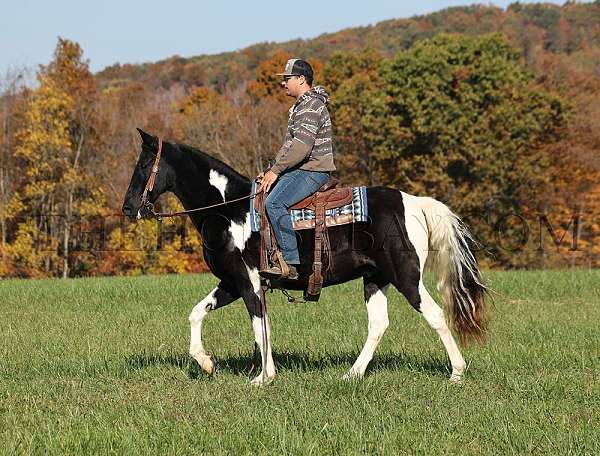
left=96, top=2, right=600, bottom=92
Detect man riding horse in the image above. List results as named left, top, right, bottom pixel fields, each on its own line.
left=121, top=58, right=487, bottom=385
left=258, top=58, right=336, bottom=281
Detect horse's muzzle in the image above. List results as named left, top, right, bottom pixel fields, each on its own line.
left=122, top=202, right=151, bottom=221
left=122, top=204, right=136, bottom=220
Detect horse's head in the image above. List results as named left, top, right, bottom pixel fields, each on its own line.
left=122, top=128, right=174, bottom=220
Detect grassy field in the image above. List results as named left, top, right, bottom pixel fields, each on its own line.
left=1, top=270, right=599, bottom=455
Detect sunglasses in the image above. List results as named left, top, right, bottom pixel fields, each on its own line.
left=283, top=75, right=300, bottom=82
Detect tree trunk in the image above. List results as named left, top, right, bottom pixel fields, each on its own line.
left=62, top=215, right=70, bottom=279
left=1, top=104, right=8, bottom=273
left=62, top=131, right=85, bottom=279
left=62, top=190, right=74, bottom=279
left=0, top=166, right=6, bottom=272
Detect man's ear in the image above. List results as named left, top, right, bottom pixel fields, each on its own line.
left=137, top=128, right=157, bottom=147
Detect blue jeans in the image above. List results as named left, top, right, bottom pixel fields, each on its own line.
left=265, top=169, right=330, bottom=265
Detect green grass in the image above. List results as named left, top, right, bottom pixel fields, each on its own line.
left=1, top=270, right=599, bottom=455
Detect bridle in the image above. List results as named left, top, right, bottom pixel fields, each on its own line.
left=139, top=137, right=257, bottom=221
left=139, top=138, right=163, bottom=217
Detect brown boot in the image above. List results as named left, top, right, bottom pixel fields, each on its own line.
left=259, top=264, right=299, bottom=280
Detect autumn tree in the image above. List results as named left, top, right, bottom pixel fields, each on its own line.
left=247, top=50, right=293, bottom=103
left=323, top=49, right=384, bottom=185
left=325, top=34, right=567, bottom=267
left=176, top=82, right=287, bottom=177
left=0, top=69, right=29, bottom=275
left=532, top=46, right=600, bottom=267
left=9, top=38, right=105, bottom=278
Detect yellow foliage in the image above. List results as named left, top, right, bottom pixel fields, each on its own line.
left=4, top=39, right=107, bottom=279
left=151, top=237, right=191, bottom=275
left=16, top=76, right=73, bottom=165
left=105, top=220, right=156, bottom=275
left=4, top=221, right=59, bottom=278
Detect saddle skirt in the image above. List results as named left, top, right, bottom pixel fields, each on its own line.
left=249, top=181, right=368, bottom=232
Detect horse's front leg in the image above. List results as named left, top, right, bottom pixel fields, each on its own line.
left=189, top=281, right=239, bottom=375
left=241, top=266, right=275, bottom=386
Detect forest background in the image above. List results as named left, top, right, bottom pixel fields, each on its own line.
left=1, top=2, right=599, bottom=279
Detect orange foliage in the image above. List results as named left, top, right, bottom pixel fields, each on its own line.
left=246, top=50, right=293, bottom=103
left=4, top=1, right=600, bottom=276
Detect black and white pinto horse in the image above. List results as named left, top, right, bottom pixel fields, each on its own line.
left=122, top=129, right=487, bottom=386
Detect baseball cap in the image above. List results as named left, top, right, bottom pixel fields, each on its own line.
left=276, top=58, right=313, bottom=79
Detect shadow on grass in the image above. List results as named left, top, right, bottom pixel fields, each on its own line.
left=124, top=349, right=450, bottom=379
left=125, top=352, right=205, bottom=379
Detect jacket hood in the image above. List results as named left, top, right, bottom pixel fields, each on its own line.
left=306, top=86, right=330, bottom=104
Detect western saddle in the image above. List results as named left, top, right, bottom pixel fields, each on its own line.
left=256, top=178, right=353, bottom=301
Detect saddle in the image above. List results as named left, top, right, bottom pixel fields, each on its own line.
left=256, top=178, right=354, bottom=301
left=289, top=179, right=351, bottom=211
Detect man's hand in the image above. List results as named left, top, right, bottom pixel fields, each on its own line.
left=258, top=170, right=278, bottom=193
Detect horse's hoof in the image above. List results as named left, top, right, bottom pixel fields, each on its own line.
left=190, top=353, right=216, bottom=376
left=250, top=373, right=274, bottom=386
left=342, top=371, right=362, bottom=381
left=201, top=357, right=216, bottom=376
left=449, top=374, right=463, bottom=385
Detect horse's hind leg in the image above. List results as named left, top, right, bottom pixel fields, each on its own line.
left=394, top=273, right=466, bottom=382
left=344, top=276, right=390, bottom=380
left=418, top=282, right=466, bottom=382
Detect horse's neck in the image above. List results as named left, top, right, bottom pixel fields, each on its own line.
left=168, top=145, right=252, bottom=219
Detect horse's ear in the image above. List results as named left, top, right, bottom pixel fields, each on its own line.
left=136, top=128, right=156, bottom=147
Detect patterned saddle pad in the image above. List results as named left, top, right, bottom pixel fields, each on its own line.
left=249, top=181, right=368, bottom=231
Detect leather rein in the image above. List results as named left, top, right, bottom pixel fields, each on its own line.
left=139, top=138, right=257, bottom=221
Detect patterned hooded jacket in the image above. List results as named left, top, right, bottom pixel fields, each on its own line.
left=270, top=86, right=336, bottom=175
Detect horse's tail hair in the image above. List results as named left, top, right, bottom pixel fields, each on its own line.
left=419, top=197, right=488, bottom=344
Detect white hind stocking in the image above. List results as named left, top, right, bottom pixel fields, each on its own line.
left=419, top=283, right=465, bottom=381
left=345, top=285, right=390, bottom=379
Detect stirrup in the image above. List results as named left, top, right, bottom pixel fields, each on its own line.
left=259, top=264, right=299, bottom=281
left=274, top=251, right=290, bottom=277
